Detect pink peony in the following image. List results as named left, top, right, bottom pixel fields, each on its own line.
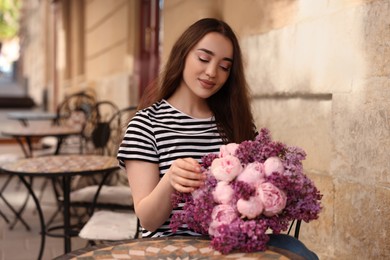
left=237, top=196, right=264, bottom=219
left=258, top=182, right=287, bottom=217
left=209, top=204, right=237, bottom=236
left=263, top=156, right=284, bottom=176
left=211, top=155, right=242, bottom=182
left=219, top=143, right=239, bottom=157
left=236, top=161, right=265, bottom=186
left=213, top=181, right=234, bottom=204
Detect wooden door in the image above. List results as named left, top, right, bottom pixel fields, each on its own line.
left=138, top=0, right=160, bottom=99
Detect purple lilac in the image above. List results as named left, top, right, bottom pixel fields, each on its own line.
left=231, top=180, right=256, bottom=201
left=211, top=219, right=269, bottom=253
left=201, top=153, right=219, bottom=169
left=169, top=128, right=323, bottom=254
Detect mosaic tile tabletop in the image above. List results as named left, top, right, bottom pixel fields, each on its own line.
left=62, top=237, right=303, bottom=260
left=0, top=155, right=119, bottom=176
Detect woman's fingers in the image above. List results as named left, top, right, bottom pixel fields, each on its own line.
left=179, top=158, right=202, bottom=174
left=172, top=158, right=202, bottom=178
left=169, top=158, right=205, bottom=192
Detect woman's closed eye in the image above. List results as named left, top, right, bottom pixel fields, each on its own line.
left=219, top=63, right=231, bottom=72
left=198, top=56, right=231, bottom=72
left=198, top=55, right=210, bottom=63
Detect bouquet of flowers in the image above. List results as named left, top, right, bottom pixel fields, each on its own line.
left=170, top=128, right=322, bottom=254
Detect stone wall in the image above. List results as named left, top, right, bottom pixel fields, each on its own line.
left=243, top=1, right=390, bottom=258
left=163, top=0, right=390, bottom=259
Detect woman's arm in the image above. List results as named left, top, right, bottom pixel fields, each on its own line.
left=125, top=158, right=204, bottom=232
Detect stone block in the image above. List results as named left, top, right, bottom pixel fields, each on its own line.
left=361, top=1, right=390, bottom=77
left=300, top=173, right=335, bottom=259
left=242, top=4, right=366, bottom=96
left=332, top=79, right=390, bottom=186
left=252, top=98, right=332, bottom=173
left=333, top=180, right=390, bottom=259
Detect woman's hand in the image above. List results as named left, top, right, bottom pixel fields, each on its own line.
left=168, top=158, right=205, bottom=193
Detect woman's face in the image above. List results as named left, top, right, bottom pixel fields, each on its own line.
left=180, top=32, right=233, bottom=100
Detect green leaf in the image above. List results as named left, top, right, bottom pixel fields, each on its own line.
left=0, top=0, right=21, bottom=40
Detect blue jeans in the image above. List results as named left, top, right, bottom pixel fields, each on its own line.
left=267, top=234, right=319, bottom=260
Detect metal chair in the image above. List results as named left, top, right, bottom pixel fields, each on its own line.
left=69, top=106, right=137, bottom=209
left=90, top=105, right=137, bottom=156
left=74, top=106, right=139, bottom=245
left=53, top=90, right=97, bottom=154
left=85, top=100, right=121, bottom=155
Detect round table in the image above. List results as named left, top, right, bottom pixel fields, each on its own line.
left=0, top=155, right=120, bottom=260
left=7, top=111, right=59, bottom=126
left=1, top=124, right=82, bottom=157
left=54, top=236, right=304, bottom=260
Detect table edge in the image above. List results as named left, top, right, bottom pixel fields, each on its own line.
left=53, top=236, right=305, bottom=260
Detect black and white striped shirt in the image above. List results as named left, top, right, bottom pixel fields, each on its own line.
left=117, top=99, right=223, bottom=237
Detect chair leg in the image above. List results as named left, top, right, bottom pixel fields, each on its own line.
left=287, top=219, right=302, bottom=239
left=0, top=175, right=31, bottom=230
left=45, top=204, right=62, bottom=227
left=0, top=208, right=9, bottom=223
left=294, top=220, right=302, bottom=239
left=37, top=177, right=50, bottom=204
left=45, top=177, right=65, bottom=226
left=31, top=178, right=46, bottom=216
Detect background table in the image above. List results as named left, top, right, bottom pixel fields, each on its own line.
left=7, top=111, right=59, bottom=126
left=54, top=236, right=304, bottom=260
left=0, top=155, right=120, bottom=260
left=1, top=124, right=81, bottom=157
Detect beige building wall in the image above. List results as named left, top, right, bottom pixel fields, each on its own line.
left=20, top=0, right=140, bottom=110
left=19, top=0, right=52, bottom=108
left=81, top=0, right=139, bottom=108
left=163, top=0, right=389, bottom=259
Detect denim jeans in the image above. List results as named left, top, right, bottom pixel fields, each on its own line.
left=267, top=234, right=319, bottom=260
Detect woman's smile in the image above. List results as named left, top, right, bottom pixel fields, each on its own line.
left=198, top=78, right=216, bottom=89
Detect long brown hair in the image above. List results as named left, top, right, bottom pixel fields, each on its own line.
left=139, top=18, right=256, bottom=143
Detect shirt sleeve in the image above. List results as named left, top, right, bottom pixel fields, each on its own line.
left=117, top=110, right=158, bottom=169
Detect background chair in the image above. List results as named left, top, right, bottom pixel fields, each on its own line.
left=73, top=106, right=139, bottom=245
left=85, top=100, right=120, bottom=155
left=91, top=105, right=137, bottom=156
left=35, top=90, right=97, bottom=226
left=69, top=105, right=137, bottom=208
left=52, top=90, right=97, bottom=154
left=69, top=101, right=121, bottom=192
left=38, top=90, right=97, bottom=156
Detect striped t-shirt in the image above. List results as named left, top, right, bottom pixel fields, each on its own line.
left=117, top=99, right=223, bottom=237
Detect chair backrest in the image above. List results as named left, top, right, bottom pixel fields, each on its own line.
left=103, top=106, right=137, bottom=156
left=88, top=101, right=120, bottom=154
left=55, top=91, right=97, bottom=129
left=51, top=91, right=97, bottom=154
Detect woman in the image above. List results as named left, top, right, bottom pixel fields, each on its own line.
left=117, top=18, right=256, bottom=237
left=117, top=18, right=319, bottom=259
